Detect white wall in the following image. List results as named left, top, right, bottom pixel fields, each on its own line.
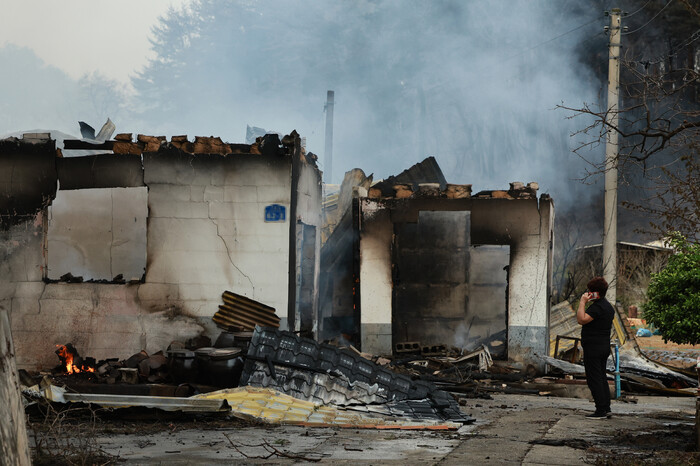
left=3, top=153, right=300, bottom=369
left=48, top=187, right=147, bottom=281
left=359, top=201, right=393, bottom=354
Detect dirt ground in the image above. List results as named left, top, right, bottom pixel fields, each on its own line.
left=27, top=393, right=699, bottom=465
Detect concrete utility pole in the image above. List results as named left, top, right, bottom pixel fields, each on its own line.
left=603, top=8, right=621, bottom=304
left=324, top=90, right=335, bottom=184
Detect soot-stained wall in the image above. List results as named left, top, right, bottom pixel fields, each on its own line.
left=358, top=191, right=554, bottom=369
left=392, top=211, right=471, bottom=347
left=0, top=134, right=321, bottom=370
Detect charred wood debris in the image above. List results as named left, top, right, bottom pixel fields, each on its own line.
left=20, top=288, right=698, bottom=430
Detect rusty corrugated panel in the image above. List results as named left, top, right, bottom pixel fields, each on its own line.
left=212, top=290, right=280, bottom=331
left=549, top=301, right=581, bottom=357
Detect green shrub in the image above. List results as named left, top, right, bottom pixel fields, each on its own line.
left=644, top=233, right=700, bottom=344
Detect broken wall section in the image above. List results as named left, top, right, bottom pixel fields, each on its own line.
left=356, top=181, right=553, bottom=370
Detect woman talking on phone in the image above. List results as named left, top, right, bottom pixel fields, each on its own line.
left=577, top=276, right=615, bottom=419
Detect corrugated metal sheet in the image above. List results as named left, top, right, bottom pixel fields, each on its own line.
left=549, top=301, right=627, bottom=357
left=213, top=290, right=280, bottom=331
left=194, top=386, right=461, bottom=430
left=549, top=301, right=580, bottom=357
left=44, top=386, right=228, bottom=412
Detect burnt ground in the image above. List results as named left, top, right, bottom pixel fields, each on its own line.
left=26, top=394, right=700, bottom=465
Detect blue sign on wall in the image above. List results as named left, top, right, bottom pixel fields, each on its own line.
left=264, top=204, right=286, bottom=222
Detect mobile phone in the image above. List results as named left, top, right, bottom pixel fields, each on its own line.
left=589, top=291, right=600, bottom=300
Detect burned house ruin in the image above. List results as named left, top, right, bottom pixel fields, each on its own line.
left=2, top=132, right=554, bottom=371
left=320, top=159, right=554, bottom=369
left=0, top=131, right=321, bottom=369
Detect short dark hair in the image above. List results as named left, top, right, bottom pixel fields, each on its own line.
left=587, top=276, right=608, bottom=297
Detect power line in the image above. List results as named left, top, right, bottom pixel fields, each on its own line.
left=623, top=0, right=675, bottom=35
left=519, top=16, right=602, bottom=55
left=624, top=0, right=654, bottom=18
left=632, top=27, right=700, bottom=67
left=504, top=16, right=603, bottom=62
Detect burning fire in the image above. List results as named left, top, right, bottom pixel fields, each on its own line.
left=55, top=344, right=95, bottom=374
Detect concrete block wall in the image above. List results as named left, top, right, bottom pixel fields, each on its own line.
left=1, top=147, right=304, bottom=369
left=144, top=153, right=293, bottom=331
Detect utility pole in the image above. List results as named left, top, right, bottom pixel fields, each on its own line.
left=324, top=90, right=335, bottom=184
left=603, top=9, right=621, bottom=304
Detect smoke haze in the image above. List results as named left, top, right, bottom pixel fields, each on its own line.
left=1, top=0, right=606, bottom=207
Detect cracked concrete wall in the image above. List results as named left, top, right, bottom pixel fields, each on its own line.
left=143, top=151, right=293, bottom=331
left=1, top=150, right=301, bottom=370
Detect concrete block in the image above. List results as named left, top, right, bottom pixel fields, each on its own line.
left=210, top=219, right=237, bottom=236
left=148, top=184, right=191, bottom=203
left=86, top=331, right=143, bottom=360
left=224, top=158, right=290, bottom=187
left=10, top=298, right=40, bottom=320
left=147, top=217, right=225, bottom=253
left=0, top=282, right=17, bottom=300
left=177, top=284, right=227, bottom=302
left=149, top=201, right=209, bottom=219
left=256, top=185, right=291, bottom=203
left=181, top=299, right=219, bottom=317
left=146, top=250, right=236, bottom=285
left=208, top=202, right=235, bottom=220
left=41, top=284, right=95, bottom=300
left=137, top=283, right=180, bottom=301
left=204, top=186, right=224, bottom=202
left=190, top=186, right=205, bottom=202
left=12, top=282, right=44, bottom=299
left=224, top=186, right=259, bottom=203
left=230, top=203, right=264, bottom=222
left=38, top=298, right=95, bottom=317
left=210, top=168, right=226, bottom=186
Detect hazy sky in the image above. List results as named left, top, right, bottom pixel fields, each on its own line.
left=0, top=0, right=187, bottom=86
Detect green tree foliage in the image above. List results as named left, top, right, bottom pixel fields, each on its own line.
left=644, top=233, right=700, bottom=344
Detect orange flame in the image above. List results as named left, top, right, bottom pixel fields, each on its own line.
left=55, top=345, right=95, bottom=374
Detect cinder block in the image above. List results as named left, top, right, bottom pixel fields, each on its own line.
left=148, top=184, right=191, bottom=203
left=256, top=185, right=291, bottom=203
left=230, top=203, right=263, bottom=222
left=12, top=281, right=46, bottom=298
left=147, top=217, right=224, bottom=252
left=210, top=218, right=237, bottom=236
left=208, top=202, right=235, bottom=219
left=224, top=186, right=259, bottom=203
left=178, top=284, right=227, bottom=302
left=190, top=186, right=205, bottom=202
left=0, top=282, right=17, bottom=300
left=137, top=283, right=180, bottom=301
left=204, top=186, right=224, bottom=202
left=149, top=201, right=209, bottom=219
left=41, top=283, right=95, bottom=300
left=10, top=298, right=40, bottom=321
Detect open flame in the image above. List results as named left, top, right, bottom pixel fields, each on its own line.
left=55, top=344, right=95, bottom=374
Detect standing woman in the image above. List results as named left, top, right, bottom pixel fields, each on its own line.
left=577, top=276, right=615, bottom=419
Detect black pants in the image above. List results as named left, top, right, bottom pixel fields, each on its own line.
left=583, top=343, right=611, bottom=412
